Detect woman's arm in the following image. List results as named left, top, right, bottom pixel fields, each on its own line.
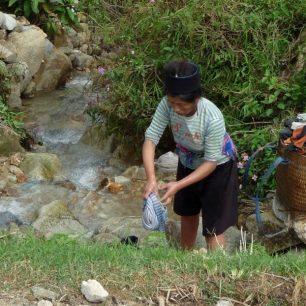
left=142, top=139, right=158, bottom=198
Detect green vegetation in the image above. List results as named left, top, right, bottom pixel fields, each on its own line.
left=0, top=61, right=24, bottom=135
left=1, top=0, right=79, bottom=35
left=0, top=232, right=305, bottom=304
left=80, top=0, right=306, bottom=193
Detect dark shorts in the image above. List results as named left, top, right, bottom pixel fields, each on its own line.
left=173, top=159, right=238, bottom=237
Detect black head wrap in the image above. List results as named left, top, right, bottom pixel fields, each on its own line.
left=165, top=62, right=201, bottom=95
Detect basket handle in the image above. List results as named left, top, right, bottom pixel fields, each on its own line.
left=242, top=143, right=277, bottom=188
left=242, top=143, right=290, bottom=237
left=253, top=156, right=288, bottom=226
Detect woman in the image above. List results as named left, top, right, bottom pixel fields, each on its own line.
left=142, top=60, right=238, bottom=251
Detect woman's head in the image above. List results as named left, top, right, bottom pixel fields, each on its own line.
left=164, top=60, right=202, bottom=103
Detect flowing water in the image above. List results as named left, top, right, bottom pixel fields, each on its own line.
left=0, top=73, right=143, bottom=229
left=23, top=74, right=110, bottom=190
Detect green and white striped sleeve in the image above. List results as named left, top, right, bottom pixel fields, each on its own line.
left=204, top=118, right=225, bottom=161
left=145, top=98, right=170, bottom=145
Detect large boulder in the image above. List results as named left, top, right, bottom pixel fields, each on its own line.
left=0, top=125, right=25, bottom=156
left=20, top=152, right=65, bottom=182
left=34, top=47, right=72, bottom=92
left=7, top=26, right=48, bottom=91
left=32, top=200, right=87, bottom=238
left=93, top=216, right=153, bottom=246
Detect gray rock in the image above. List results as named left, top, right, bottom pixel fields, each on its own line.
left=20, top=152, right=65, bottom=182
left=7, top=26, right=48, bottom=91
left=31, top=286, right=59, bottom=301
left=32, top=200, right=87, bottom=238
left=37, top=300, right=53, bottom=306
left=1, top=13, right=17, bottom=31
left=70, top=50, right=93, bottom=69
left=155, top=151, right=178, bottom=173
left=34, top=47, right=72, bottom=92
left=0, top=124, right=25, bottom=156
left=0, top=211, right=22, bottom=228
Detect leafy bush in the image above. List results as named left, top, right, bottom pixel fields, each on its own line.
left=82, top=0, right=306, bottom=150
left=0, top=61, right=25, bottom=136
left=1, top=0, right=79, bottom=35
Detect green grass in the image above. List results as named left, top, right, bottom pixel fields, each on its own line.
left=0, top=231, right=305, bottom=304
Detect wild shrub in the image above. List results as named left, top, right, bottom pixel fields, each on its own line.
left=0, top=61, right=24, bottom=135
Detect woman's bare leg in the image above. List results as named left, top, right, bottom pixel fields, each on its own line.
left=181, top=214, right=200, bottom=250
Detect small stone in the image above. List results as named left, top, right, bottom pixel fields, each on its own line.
left=114, top=175, right=130, bottom=185
left=37, top=300, right=53, bottom=306
left=16, top=172, right=27, bottom=183
left=193, top=247, right=208, bottom=255
left=107, top=182, right=123, bottom=193
left=81, top=279, right=109, bottom=303
left=9, top=165, right=23, bottom=176
left=9, top=152, right=24, bottom=166
left=215, top=300, right=234, bottom=306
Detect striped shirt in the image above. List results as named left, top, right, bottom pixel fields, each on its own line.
left=145, top=96, right=229, bottom=169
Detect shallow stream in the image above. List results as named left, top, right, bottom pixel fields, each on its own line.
left=0, top=74, right=144, bottom=229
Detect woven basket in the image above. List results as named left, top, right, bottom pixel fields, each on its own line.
left=276, top=141, right=306, bottom=213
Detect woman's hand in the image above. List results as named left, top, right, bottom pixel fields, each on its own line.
left=159, top=181, right=179, bottom=205
left=143, top=179, right=158, bottom=199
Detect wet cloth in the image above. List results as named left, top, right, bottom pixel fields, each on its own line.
left=142, top=192, right=167, bottom=232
